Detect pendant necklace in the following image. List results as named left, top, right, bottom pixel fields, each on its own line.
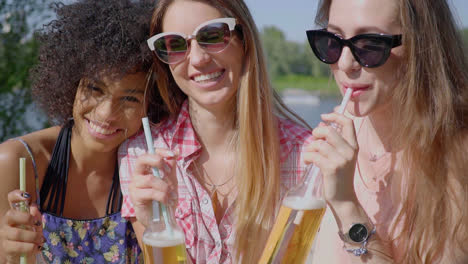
left=362, top=117, right=391, bottom=162
left=356, top=117, right=395, bottom=191
left=192, top=160, right=235, bottom=216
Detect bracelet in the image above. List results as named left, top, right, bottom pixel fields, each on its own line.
left=342, top=227, right=376, bottom=257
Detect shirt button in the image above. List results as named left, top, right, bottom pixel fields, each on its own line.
left=202, top=198, right=209, bottom=205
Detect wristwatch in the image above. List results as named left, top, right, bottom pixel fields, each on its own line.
left=339, top=223, right=372, bottom=244
left=338, top=222, right=376, bottom=256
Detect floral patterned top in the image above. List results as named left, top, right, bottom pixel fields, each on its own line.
left=40, top=212, right=142, bottom=264
left=15, top=122, right=142, bottom=263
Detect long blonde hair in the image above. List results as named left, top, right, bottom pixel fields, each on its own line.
left=149, top=0, right=309, bottom=261
left=317, top=0, right=468, bottom=262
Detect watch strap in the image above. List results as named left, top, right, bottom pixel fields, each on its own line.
left=342, top=226, right=376, bottom=256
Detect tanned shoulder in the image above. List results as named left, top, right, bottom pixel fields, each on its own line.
left=0, top=126, right=60, bottom=210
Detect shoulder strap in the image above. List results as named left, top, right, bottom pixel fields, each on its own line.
left=40, top=120, right=73, bottom=216
left=39, top=119, right=122, bottom=216
left=9, top=138, right=41, bottom=207
left=106, top=162, right=123, bottom=215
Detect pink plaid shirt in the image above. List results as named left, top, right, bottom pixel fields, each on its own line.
left=118, top=101, right=314, bottom=263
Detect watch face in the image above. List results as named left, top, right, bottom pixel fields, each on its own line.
left=349, top=223, right=368, bottom=243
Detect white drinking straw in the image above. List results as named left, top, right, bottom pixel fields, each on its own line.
left=294, top=88, right=352, bottom=225
left=142, top=117, right=173, bottom=235
left=304, top=88, right=353, bottom=200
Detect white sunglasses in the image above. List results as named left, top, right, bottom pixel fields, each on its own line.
left=147, top=17, right=237, bottom=64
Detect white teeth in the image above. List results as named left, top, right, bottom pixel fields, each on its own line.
left=88, top=121, right=117, bottom=135
left=193, top=71, right=223, bottom=82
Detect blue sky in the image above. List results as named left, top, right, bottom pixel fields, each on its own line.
left=245, top=0, right=468, bottom=43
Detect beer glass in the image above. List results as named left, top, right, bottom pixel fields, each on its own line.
left=141, top=117, right=187, bottom=264
left=259, top=88, right=353, bottom=264
left=142, top=204, right=187, bottom=264
left=259, top=166, right=326, bottom=264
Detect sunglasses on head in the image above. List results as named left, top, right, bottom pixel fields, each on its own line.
left=147, top=17, right=238, bottom=64
left=306, top=29, right=402, bottom=68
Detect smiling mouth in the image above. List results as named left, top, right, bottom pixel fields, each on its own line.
left=192, top=70, right=225, bottom=83
left=87, top=120, right=119, bottom=135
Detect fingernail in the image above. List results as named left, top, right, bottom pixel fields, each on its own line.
left=34, top=220, right=42, bottom=226
left=167, top=151, right=175, bottom=157
left=12, top=202, right=21, bottom=209
left=22, top=192, right=31, bottom=198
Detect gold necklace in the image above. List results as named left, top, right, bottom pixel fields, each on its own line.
left=192, top=160, right=235, bottom=218
left=192, top=160, right=235, bottom=198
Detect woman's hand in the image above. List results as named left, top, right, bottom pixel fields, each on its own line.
left=304, top=112, right=358, bottom=205
left=0, top=190, right=44, bottom=263
left=128, top=148, right=178, bottom=227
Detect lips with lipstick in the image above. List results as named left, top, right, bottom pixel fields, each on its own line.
left=342, top=83, right=371, bottom=98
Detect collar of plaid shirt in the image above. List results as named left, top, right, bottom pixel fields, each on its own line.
left=119, top=100, right=314, bottom=264
left=159, top=100, right=309, bottom=163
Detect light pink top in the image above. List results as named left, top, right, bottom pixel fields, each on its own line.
left=311, top=117, right=405, bottom=263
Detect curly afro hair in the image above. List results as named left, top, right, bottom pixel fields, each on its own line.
left=31, top=0, right=166, bottom=124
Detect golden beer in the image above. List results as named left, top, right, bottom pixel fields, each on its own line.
left=259, top=196, right=326, bottom=264
left=142, top=230, right=187, bottom=264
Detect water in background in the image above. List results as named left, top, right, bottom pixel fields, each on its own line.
left=282, top=89, right=340, bottom=128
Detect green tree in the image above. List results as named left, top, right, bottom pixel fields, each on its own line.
left=302, top=40, right=330, bottom=77
left=0, top=0, right=50, bottom=141
left=260, top=26, right=292, bottom=79
left=260, top=26, right=329, bottom=80
left=461, top=28, right=468, bottom=58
